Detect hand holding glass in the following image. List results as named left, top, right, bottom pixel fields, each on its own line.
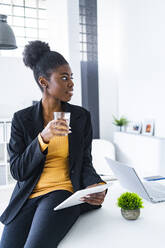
left=54, top=112, right=71, bottom=136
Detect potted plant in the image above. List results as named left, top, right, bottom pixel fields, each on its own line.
left=117, top=192, right=144, bottom=220
left=112, top=115, right=129, bottom=131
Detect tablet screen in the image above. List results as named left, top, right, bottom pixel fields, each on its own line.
left=54, top=182, right=112, bottom=211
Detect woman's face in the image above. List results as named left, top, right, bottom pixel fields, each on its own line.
left=43, top=64, right=74, bottom=102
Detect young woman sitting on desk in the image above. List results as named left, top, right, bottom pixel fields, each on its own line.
left=0, top=40, right=107, bottom=248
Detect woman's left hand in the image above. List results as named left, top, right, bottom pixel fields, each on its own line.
left=81, top=184, right=106, bottom=205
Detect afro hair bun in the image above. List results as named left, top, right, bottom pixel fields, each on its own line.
left=23, top=40, right=50, bottom=69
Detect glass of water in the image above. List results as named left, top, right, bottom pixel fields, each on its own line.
left=54, top=112, right=71, bottom=135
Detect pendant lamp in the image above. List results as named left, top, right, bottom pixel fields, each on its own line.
left=0, top=14, right=17, bottom=50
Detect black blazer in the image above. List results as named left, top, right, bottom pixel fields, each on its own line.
left=0, top=100, right=104, bottom=225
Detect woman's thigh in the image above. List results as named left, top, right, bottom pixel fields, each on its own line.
left=0, top=197, right=40, bottom=248
left=24, top=190, right=80, bottom=248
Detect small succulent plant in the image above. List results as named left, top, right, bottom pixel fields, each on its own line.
left=117, top=192, right=144, bottom=210
left=112, top=115, right=129, bottom=127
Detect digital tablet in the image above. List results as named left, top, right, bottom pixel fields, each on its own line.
left=54, top=182, right=112, bottom=211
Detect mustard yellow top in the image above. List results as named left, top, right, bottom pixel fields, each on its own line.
left=29, top=133, right=73, bottom=199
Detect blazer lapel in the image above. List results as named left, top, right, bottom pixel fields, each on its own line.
left=24, top=100, right=44, bottom=140
left=32, top=100, right=45, bottom=136
left=62, top=102, right=82, bottom=171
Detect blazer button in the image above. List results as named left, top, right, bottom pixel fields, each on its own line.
left=71, top=170, right=74, bottom=174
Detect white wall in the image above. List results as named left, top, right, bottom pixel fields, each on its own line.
left=0, top=57, right=41, bottom=118
left=0, top=0, right=81, bottom=119
left=47, top=0, right=69, bottom=58
left=2, top=0, right=165, bottom=140
left=47, top=0, right=81, bottom=106
left=109, top=0, right=165, bottom=138
left=98, top=0, right=165, bottom=139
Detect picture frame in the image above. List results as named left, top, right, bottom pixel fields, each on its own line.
left=142, top=119, right=154, bottom=136
left=126, top=122, right=142, bottom=134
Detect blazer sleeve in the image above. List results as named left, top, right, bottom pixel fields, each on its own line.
left=81, top=111, right=105, bottom=187
left=8, top=113, right=48, bottom=182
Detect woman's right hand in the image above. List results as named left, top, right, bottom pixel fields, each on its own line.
left=40, top=119, right=71, bottom=143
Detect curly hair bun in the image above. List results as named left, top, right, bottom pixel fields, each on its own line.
left=23, top=40, right=50, bottom=69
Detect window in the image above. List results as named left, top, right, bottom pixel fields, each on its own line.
left=0, top=0, right=48, bottom=57
left=79, top=0, right=98, bottom=62
left=79, top=0, right=100, bottom=138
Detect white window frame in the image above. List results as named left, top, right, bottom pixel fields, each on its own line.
left=0, top=0, right=48, bottom=57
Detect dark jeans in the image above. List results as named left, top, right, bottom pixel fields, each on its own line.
left=0, top=190, right=101, bottom=248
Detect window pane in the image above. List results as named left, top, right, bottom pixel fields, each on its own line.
left=13, top=16, right=24, bottom=26
left=0, top=0, right=11, bottom=4
left=26, top=37, right=33, bottom=42
left=12, top=26, right=25, bottom=36
left=26, top=28, right=38, bottom=38
left=82, top=52, right=87, bottom=61
left=38, top=9, right=47, bottom=19
left=82, top=25, right=86, bottom=33
left=7, top=15, right=12, bottom=25
left=82, top=42, right=87, bottom=52
left=25, top=0, right=37, bottom=8
left=80, top=15, right=86, bottom=24
left=16, top=37, right=26, bottom=47
left=13, top=0, right=24, bottom=6
left=38, top=29, right=47, bottom=38
left=39, top=37, right=47, bottom=43
left=39, top=0, right=47, bottom=9
left=80, top=42, right=83, bottom=51
left=25, top=18, right=37, bottom=28
left=0, top=4, right=12, bottom=15
left=25, top=8, right=37, bottom=18
left=13, top=6, right=24, bottom=17
left=82, top=34, right=86, bottom=42
left=26, top=37, right=36, bottom=44
left=38, top=19, right=47, bottom=29
left=0, top=0, right=48, bottom=58
left=80, top=25, right=83, bottom=33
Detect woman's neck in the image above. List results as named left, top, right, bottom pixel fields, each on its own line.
left=42, top=97, right=63, bottom=118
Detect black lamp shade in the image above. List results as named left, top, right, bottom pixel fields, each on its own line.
left=0, top=14, right=17, bottom=50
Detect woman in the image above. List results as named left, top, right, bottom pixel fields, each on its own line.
left=0, top=40, right=106, bottom=248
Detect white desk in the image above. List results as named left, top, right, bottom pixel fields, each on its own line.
left=59, top=182, right=165, bottom=248
left=0, top=182, right=165, bottom=248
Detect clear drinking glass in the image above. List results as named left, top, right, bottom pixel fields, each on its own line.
left=53, top=112, right=71, bottom=135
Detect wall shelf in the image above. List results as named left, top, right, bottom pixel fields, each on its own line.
left=114, top=131, right=165, bottom=176
left=0, top=119, right=16, bottom=185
